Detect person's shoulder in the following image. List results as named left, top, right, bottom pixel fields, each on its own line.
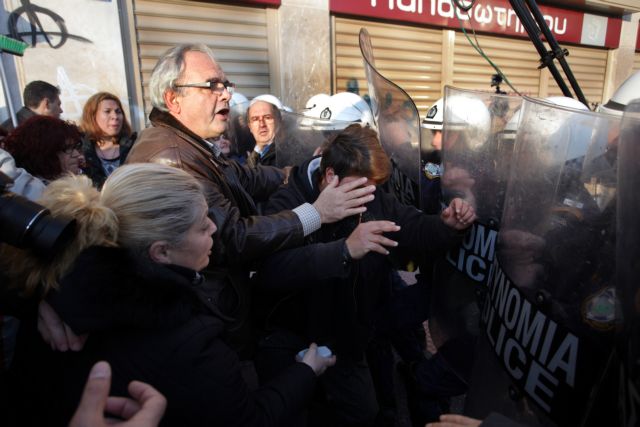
left=67, top=247, right=128, bottom=277
left=137, top=125, right=177, bottom=144
left=128, top=127, right=182, bottom=164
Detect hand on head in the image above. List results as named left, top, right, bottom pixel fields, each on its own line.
left=313, top=175, right=376, bottom=224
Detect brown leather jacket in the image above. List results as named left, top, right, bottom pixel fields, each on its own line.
left=127, top=108, right=305, bottom=356
left=128, top=108, right=304, bottom=266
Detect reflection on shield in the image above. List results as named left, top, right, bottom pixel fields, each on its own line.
left=616, top=99, right=640, bottom=427
left=440, top=87, right=523, bottom=227
left=227, top=100, right=353, bottom=168
left=226, top=100, right=254, bottom=158
left=275, top=111, right=355, bottom=168
left=358, top=28, right=421, bottom=193
left=427, top=88, right=522, bottom=396
left=465, top=97, right=622, bottom=426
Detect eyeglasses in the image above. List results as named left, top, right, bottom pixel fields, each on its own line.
left=174, top=79, right=235, bottom=95
left=249, top=114, right=275, bottom=125
left=63, top=142, right=82, bottom=154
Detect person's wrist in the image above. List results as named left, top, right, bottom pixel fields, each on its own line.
left=341, top=240, right=353, bottom=266
left=312, top=202, right=325, bottom=223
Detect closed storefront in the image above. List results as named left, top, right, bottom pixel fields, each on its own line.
left=544, top=44, right=608, bottom=104
left=334, top=17, right=443, bottom=114
left=452, top=31, right=541, bottom=95
left=331, top=0, right=625, bottom=115
left=129, top=0, right=277, bottom=120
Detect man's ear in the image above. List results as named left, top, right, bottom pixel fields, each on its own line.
left=33, top=98, right=49, bottom=115
left=164, top=89, right=181, bottom=114
left=323, top=167, right=336, bottom=186
left=149, top=241, right=172, bottom=265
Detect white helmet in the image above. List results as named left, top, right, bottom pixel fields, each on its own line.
left=302, top=92, right=376, bottom=130
left=442, top=93, right=491, bottom=148
left=597, top=71, right=640, bottom=116
left=230, top=92, right=248, bottom=108
left=421, top=98, right=443, bottom=130
left=544, top=96, right=590, bottom=111
left=305, top=93, right=331, bottom=111
left=251, top=94, right=292, bottom=112
left=502, top=96, right=589, bottom=141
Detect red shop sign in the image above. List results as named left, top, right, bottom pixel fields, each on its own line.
left=330, top=0, right=621, bottom=48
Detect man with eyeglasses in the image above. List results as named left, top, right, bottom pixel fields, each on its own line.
left=123, top=43, right=376, bottom=359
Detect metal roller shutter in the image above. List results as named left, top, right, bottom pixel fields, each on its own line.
left=453, top=32, right=541, bottom=96
left=544, top=44, right=608, bottom=105
left=333, top=17, right=443, bottom=116
left=133, top=0, right=271, bottom=118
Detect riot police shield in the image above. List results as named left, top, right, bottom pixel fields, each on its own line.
left=227, top=100, right=353, bottom=168
left=226, top=100, right=254, bottom=158
left=427, top=88, right=522, bottom=387
left=275, top=111, right=355, bottom=168
left=616, top=99, right=640, bottom=427
left=465, top=96, right=621, bottom=426
left=359, top=28, right=421, bottom=207
left=437, top=87, right=523, bottom=282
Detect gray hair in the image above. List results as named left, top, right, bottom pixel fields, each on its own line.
left=149, top=43, right=217, bottom=111
left=101, top=163, right=206, bottom=255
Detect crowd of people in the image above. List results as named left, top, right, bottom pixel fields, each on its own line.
left=0, top=41, right=633, bottom=427
left=0, top=42, right=477, bottom=427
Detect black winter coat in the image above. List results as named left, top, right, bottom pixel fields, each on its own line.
left=9, top=247, right=316, bottom=427
left=81, top=133, right=137, bottom=188
left=255, top=157, right=465, bottom=361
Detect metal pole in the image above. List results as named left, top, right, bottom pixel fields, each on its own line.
left=509, top=0, right=574, bottom=98
left=0, top=53, right=17, bottom=128
left=524, top=0, right=589, bottom=107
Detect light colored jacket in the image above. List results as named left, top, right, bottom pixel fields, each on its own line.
left=0, top=148, right=45, bottom=200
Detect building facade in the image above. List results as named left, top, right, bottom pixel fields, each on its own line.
left=0, top=0, right=638, bottom=130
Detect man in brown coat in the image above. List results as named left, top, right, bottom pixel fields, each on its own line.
left=126, top=44, right=375, bottom=357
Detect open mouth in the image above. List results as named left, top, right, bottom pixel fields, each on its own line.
left=216, top=108, right=230, bottom=118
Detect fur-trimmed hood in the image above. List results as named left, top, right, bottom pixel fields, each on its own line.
left=48, top=246, right=226, bottom=335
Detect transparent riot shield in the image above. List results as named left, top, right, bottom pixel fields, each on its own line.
left=359, top=28, right=421, bottom=208
left=427, top=88, right=523, bottom=387
left=228, top=100, right=353, bottom=168
left=465, top=97, right=621, bottom=426
left=226, top=100, right=254, bottom=158
left=437, top=87, right=523, bottom=283
left=275, top=111, right=355, bottom=168
left=616, top=99, right=640, bottom=427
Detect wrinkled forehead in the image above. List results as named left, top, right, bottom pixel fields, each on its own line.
left=248, top=101, right=275, bottom=117
left=181, top=51, right=225, bottom=81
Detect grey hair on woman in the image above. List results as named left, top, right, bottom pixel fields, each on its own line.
left=3, top=163, right=206, bottom=295
left=148, top=43, right=217, bottom=111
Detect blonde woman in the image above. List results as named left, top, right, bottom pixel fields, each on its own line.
left=8, top=163, right=335, bottom=426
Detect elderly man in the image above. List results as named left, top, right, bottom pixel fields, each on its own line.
left=1, top=80, right=63, bottom=131
left=246, top=98, right=280, bottom=167
left=125, top=44, right=375, bottom=357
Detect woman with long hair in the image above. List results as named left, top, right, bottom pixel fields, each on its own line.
left=80, top=92, right=136, bottom=188
left=7, top=163, right=334, bottom=426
